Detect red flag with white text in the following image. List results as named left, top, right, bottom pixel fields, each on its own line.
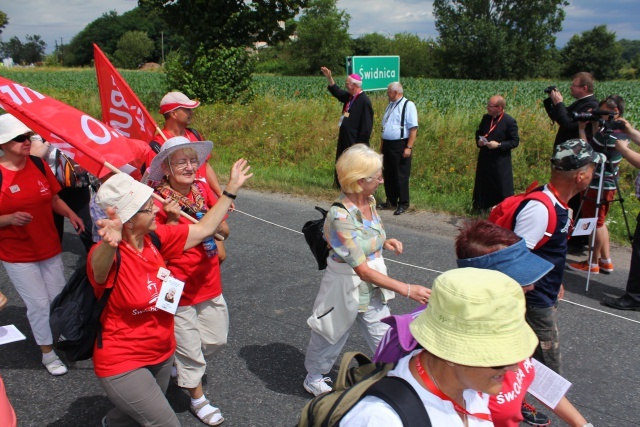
left=94, top=43, right=157, bottom=142
left=0, top=76, right=151, bottom=178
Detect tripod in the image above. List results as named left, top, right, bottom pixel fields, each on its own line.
left=576, top=131, right=633, bottom=292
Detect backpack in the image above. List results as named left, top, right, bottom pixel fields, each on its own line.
left=488, top=181, right=557, bottom=250
left=302, top=203, right=346, bottom=270
left=0, top=155, right=47, bottom=189
left=50, top=250, right=121, bottom=362
left=298, top=352, right=430, bottom=427
left=54, top=149, right=97, bottom=188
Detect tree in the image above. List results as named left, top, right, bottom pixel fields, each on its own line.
left=288, top=0, right=352, bottom=74
left=165, top=45, right=255, bottom=104
left=433, top=0, right=567, bottom=79
left=389, top=33, right=438, bottom=77
left=114, top=31, right=155, bottom=69
left=0, top=35, right=46, bottom=64
left=353, top=33, right=392, bottom=56
left=0, top=10, right=8, bottom=36
left=561, top=25, right=622, bottom=80
left=618, top=39, right=640, bottom=64
left=65, top=11, right=123, bottom=66
left=138, top=0, right=307, bottom=50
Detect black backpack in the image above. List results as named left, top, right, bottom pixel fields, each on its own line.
left=50, top=250, right=121, bottom=362
left=302, top=203, right=346, bottom=270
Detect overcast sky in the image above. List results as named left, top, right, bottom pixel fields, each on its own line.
left=2, top=0, right=639, bottom=54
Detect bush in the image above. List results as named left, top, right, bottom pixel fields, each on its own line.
left=165, top=45, right=255, bottom=104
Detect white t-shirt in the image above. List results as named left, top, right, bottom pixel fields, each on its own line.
left=340, top=350, right=494, bottom=427
left=513, top=186, right=562, bottom=249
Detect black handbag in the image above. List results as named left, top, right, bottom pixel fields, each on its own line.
left=302, top=203, right=346, bottom=270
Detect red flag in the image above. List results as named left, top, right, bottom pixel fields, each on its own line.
left=94, top=43, right=158, bottom=142
left=0, top=76, right=151, bottom=178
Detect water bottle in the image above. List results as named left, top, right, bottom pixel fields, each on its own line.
left=195, top=212, right=218, bottom=258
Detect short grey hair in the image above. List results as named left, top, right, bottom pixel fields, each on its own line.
left=388, top=82, right=403, bottom=94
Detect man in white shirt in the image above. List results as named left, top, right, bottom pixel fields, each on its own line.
left=378, top=82, right=418, bottom=216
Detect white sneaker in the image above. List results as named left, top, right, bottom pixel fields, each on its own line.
left=303, top=375, right=332, bottom=396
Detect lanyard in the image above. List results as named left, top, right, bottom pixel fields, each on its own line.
left=382, top=97, right=404, bottom=128
left=483, top=112, right=504, bottom=138
left=121, top=237, right=167, bottom=269
left=343, top=91, right=363, bottom=113
left=415, top=352, right=493, bottom=422
left=545, top=183, right=569, bottom=210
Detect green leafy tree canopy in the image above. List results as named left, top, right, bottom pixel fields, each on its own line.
left=433, top=0, right=567, bottom=79
left=114, top=31, right=155, bottom=69
left=289, top=0, right=352, bottom=74
left=561, top=25, right=622, bottom=81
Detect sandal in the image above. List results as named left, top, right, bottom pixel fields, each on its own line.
left=43, top=355, right=68, bottom=376
left=190, top=398, right=224, bottom=426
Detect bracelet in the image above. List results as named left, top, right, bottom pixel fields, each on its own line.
left=406, top=284, right=411, bottom=298
left=222, top=190, right=237, bottom=200
left=406, top=147, right=413, bottom=150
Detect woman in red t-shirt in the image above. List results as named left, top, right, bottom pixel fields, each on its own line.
left=89, top=157, right=251, bottom=427
left=0, top=114, right=84, bottom=377
left=146, top=137, right=229, bottom=426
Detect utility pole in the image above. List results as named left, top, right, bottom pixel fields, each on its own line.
left=161, top=31, right=165, bottom=64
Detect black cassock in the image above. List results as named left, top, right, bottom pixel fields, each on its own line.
left=472, top=113, right=520, bottom=212
left=327, top=84, right=374, bottom=160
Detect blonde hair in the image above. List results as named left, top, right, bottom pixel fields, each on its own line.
left=336, top=144, right=383, bottom=193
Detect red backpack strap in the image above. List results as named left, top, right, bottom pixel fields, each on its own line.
left=521, top=190, right=557, bottom=250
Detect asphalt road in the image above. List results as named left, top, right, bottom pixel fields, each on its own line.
left=0, top=189, right=638, bottom=426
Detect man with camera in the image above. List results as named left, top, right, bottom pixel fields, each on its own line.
left=543, top=72, right=599, bottom=146
left=544, top=72, right=599, bottom=252
left=602, top=119, right=640, bottom=311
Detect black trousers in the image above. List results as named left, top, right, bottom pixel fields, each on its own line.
left=624, top=211, right=640, bottom=302
left=381, top=139, right=411, bottom=206
left=54, top=186, right=93, bottom=254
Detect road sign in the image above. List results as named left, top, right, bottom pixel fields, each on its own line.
left=346, top=56, right=400, bottom=91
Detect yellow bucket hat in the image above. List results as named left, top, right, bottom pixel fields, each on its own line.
left=410, top=268, right=538, bottom=367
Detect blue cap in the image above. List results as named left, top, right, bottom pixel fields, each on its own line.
left=456, top=239, right=553, bottom=286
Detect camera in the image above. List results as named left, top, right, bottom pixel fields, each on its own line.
left=571, top=109, right=626, bottom=132
left=544, top=85, right=556, bottom=94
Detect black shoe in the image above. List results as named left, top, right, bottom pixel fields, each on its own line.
left=602, top=294, right=640, bottom=311
left=394, top=205, right=408, bottom=215
left=521, top=401, right=550, bottom=426
left=377, top=201, right=396, bottom=210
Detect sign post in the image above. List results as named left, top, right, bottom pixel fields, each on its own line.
left=346, top=56, right=400, bottom=91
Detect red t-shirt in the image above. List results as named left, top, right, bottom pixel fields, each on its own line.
left=154, top=182, right=227, bottom=306
left=489, top=358, right=536, bottom=427
left=0, top=159, right=62, bottom=262
left=0, top=374, right=16, bottom=427
left=149, top=128, right=211, bottom=184
left=87, top=224, right=188, bottom=377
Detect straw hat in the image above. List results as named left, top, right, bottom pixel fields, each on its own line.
left=145, top=136, right=213, bottom=183
left=96, top=173, right=153, bottom=223
left=0, top=114, right=32, bottom=145
left=410, top=268, right=538, bottom=367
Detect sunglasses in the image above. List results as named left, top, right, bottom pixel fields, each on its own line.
left=12, top=134, right=31, bottom=143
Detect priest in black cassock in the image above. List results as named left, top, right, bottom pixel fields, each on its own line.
left=320, top=66, right=373, bottom=187
left=472, top=95, right=520, bottom=213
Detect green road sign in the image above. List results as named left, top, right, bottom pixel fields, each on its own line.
left=346, top=56, right=400, bottom=91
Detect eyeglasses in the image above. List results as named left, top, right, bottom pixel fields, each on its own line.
left=486, top=104, right=500, bottom=108
left=366, top=174, right=384, bottom=183
left=171, top=159, right=199, bottom=170
left=571, top=83, right=584, bottom=88
left=12, top=134, right=30, bottom=143
left=135, top=202, right=155, bottom=215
